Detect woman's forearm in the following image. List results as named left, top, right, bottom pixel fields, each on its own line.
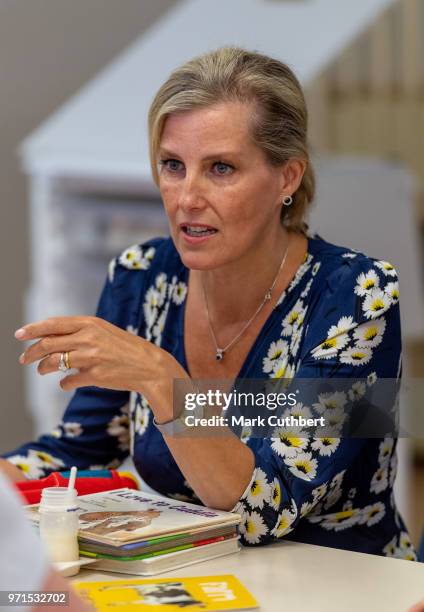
left=162, top=430, right=255, bottom=510
left=144, top=375, right=256, bottom=511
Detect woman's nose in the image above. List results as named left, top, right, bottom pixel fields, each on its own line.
left=178, top=173, right=207, bottom=212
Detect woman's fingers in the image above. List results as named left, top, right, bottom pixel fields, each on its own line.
left=37, top=352, right=80, bottom=375
left=60, top=371, right=94, bottom=392
left=15, top=316, right=94, bottom=341
left=37, top=354, right=95, bottom=390
left=37, top=354, right=59, bottom=375
left=20, top=334, right=82, bottom=365
left=17, top=317, right=112, bottom=365
left=15, top=316, right=158, bottom=393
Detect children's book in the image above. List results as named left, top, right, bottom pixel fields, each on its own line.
left=79, top=525, right=236, bottom=557
left=81, top=536, right=240, bottom=576
left=74, top=574, right=259, bottom=610
left=27, top=488, right=241, bottom=546
left=83, top=538, right=240, bottom=576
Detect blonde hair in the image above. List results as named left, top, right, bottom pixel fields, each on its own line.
left=148, top=46, right=315, bottom=233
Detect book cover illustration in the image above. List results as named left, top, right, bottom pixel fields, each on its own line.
left=79, top=509, right=162, bottom=538
left=75, top=574, right=258, bottom=611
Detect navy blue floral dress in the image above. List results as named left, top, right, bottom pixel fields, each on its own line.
left=4, top=235, right=416, bottom=560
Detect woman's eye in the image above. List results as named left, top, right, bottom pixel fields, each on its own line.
left=213, top=162, right=233, bottom=176
left=160, top=159, right=184, bottom=173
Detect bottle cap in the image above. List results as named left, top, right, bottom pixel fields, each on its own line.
left=39, top=487, right=78, bottom=512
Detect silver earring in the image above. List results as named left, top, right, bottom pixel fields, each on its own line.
left=282, top=195, right=293, bottom=207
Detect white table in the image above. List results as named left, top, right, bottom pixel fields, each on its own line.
left=75, top=541, right=424, bottom=611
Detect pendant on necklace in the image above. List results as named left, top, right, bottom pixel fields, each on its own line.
left=216, top=349, right=224, bottom=361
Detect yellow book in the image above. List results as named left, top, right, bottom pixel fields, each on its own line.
left=74, top=574, right=259, bottom=611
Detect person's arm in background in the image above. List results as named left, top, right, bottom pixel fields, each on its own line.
left=0, top=472, right=92, bottom=612
left=0, top=457, right=26, bottom=481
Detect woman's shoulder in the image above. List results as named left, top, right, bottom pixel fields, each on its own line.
left=107, top=236, right=182, bottom=285
left=302, top=234, right=400, bottom=338
left=307, top=234, right=399, bottom=292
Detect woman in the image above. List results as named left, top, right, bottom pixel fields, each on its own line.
left=2, top=47, right=416, bottom=559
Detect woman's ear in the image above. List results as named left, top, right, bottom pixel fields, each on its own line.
left=280, top=158, right=307, bottom=195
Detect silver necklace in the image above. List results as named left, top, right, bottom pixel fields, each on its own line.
left=202, top=241, right=290, bottom=361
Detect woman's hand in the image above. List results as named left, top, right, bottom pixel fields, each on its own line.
left=15, top=317, right=188, bottom=407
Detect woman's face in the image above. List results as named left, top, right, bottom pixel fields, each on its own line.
left=158, top=101, right=290, bottom=270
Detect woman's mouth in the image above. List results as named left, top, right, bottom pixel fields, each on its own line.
left=180, top=224, right=218, bottom=241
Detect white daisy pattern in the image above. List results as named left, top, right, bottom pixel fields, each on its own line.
left=362, top=288, right=391, bottom=319
left=108, top=257, right=117, bottom=283
left=385, top=280, right=399, bottom=302
left=119, top=244, right=155, bottom=271
left=353, top=318, right=386, bottom=348
left=318, top=508, right=361, bottom=532
left=6, top=454, right=46, bottom=479
left=375, top=260, right=397, bottom=277
left=339, top=346, right=373, bottom=366
left=311, top=434, right=340, bottom=456
left=171, top=281, right=188, bottom=305
left=322, top=407, right=346, bottom=432
left=300, top=500, right=315, bottom=517
left=285, top=254, right=313, bottom=294
left=327, top=315, right=356, bottom=338
left=245, top=468, right=272, bottom=510
left=354, top=270, right=380, bottom=296
left=348, top=381, right=366, bottom=401
left=286, top=452, right=318, bottom=481
left=284, top=402, right=313, bottom=420
left=62, top=422, right=83, bottom=438
left=281, top=299, right=306, bottom=337
left=367, top=372, right=378, bottom=386
left=324, top=484, right=344, bottom=511
left=263, top=339, right=289, bottom=374
left=311, top=483, right=328, bottom=503
left=370, top=466, right=389, bottom=495
left=389, top=451, right=398, bottom=488
left=270, top=478, right=282, bottom=511
left=359, top=502, right=386, bottom=526
left=313, top=391, right=347, bottom=413
left=107, top=404, right=130, bottom=451
left=240, top=511, right=269, bottom=544
left=271, top=427, right=309, bottom=458
left=28, top=450, right=65, bottom=471
left=378, top=437, right=394, bottom=465
left=134, top=397, right=151, bottom=437
left=271, top=359, right=295, bottom=380
left=271, top=506, right=297, bottom=537
left=312, top=335, right=349, bottom=361
left=240, top=426, right=252, bottom=444
left=311, top=262, right=321, bottom=276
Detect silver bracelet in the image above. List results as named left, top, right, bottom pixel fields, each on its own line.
left=153, top=411, right=189, bottom=436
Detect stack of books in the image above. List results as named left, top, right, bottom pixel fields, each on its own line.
left=28, top=488, right=241, bottom=576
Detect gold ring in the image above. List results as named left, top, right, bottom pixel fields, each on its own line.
left=58, top=352, right=71, bottom=372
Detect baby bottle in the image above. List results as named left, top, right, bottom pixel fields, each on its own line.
left=39, top=486, right=80, bottom=575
